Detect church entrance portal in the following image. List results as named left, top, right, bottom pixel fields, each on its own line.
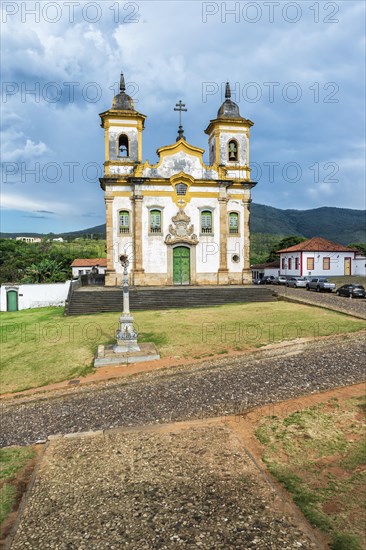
left=173, top=246, right=190, bottom=285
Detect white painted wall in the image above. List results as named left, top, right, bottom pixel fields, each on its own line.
left=111, top=192, right=247, bottom=276
left=353, top=256, right=366, bottom=276
left=0, top=281, right=71, bottom=311
left=280, top=251, right=356, bottom=276
left=71, top=266, right=106, bottom=278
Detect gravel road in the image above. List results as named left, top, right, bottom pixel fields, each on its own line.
left=275, top=286, right=366, bottom=319
left=11, top=426, right=319, bottom=550
left=1, top=332, right=365, bottom=448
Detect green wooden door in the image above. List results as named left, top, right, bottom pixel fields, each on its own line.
left=173, top=247, right=190, bottom=285
left=7, top=290, right=18, bottom=312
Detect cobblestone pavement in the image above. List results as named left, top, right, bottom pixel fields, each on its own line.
left=274, top=286, right=366, bottom=319
left=1, top=332, right=365, bottom=448
left=11, top=426, right=320, bottom=549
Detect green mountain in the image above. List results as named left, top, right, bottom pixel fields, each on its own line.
left=1, top=205, right=364, bottom=245
left=250, top=204, right=365, bottom=245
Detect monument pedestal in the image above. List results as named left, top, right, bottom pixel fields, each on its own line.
left=94, top=253, right=160, bottom=368
left=94, top=342, right=160, bottom=367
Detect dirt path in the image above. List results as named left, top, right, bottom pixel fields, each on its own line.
left=9, top=384, right=365, bottom=550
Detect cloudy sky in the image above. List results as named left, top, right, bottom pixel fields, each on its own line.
left=1, top=0, right=365, bottom=233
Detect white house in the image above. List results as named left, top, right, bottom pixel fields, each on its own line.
left=15, top=236, right=42, bottom=243
left=71, top=258, right=107, bottom=278
left=251, top=261, right=280, bottom=281
left=1, top=281, right=71, bottom=312
left=277, top=237, right=360, bottom=277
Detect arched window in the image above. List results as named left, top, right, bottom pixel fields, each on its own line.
left=150, top=209, right=162, bottom=234
left=229, top=212, right=239, bottom=234
left=201, top=210, right=213, bottom=234
left=176, top=183, right=187, bottom=196
left=118, top=134, right=129, bottom=157
left=228, top=139, right=238, bottom=162
left=119, top=210, right=130, bottom=234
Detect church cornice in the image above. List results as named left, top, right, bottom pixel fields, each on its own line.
left=100, top=175, right=256, bottom=190
left=204, top=117, right=254, bottom=135
left=99, top=108, right=146, bottom=129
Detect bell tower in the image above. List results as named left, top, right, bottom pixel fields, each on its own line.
left=99, top=73, right=146, bottom=176
left=205, top=82, right=253, bottom=181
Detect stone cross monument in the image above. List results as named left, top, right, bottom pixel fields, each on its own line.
left=113, top=253, right=140, bottom=353
left=93, top=253, right=160, bottom=367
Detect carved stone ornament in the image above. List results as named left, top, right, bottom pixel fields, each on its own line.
left=165, top=208, right=198, bottom=245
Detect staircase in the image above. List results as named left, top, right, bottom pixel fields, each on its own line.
left=66, top=286, right=276, bottom=315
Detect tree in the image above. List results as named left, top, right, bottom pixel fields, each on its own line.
left=348, top=243, right=366, bottom=256
left=22, top=259, right=68, bottom=283
left=266, top=235, right=307, bottom=263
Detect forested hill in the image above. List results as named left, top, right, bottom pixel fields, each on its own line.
left=251, top=204, right=365, bottom=244
left=1, top=205, right=365, bottom=245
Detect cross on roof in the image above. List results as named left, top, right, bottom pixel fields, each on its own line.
left=174, top=100, right=187, bottom=141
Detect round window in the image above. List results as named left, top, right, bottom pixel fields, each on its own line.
left=232, top=254, right=240, bottom=263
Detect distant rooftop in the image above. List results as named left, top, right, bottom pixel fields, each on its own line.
left=277, top=237, right=359, bottom=254
left=71, top=258, right=107, bottom=267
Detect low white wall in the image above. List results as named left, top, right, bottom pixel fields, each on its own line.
left=353, top=257, right=366, bottom=276
left=0, top=281, right=71, bottom=311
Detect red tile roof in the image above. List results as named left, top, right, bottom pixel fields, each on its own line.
left=277, top=237, right=358, bottom=253
left=71, top=258, right=107, bottom=267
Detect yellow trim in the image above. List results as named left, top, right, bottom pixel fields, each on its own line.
left=170, top=171, right=195, bottom=186
left=138, top=130, right=142, bottom=162
left=104, top=130, right=109, bottom=163
left=107, top=122, right=139, bottom=128
left=205, top=117, right=254, bottom=136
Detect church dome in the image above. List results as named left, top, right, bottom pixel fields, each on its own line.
left=217, top=82, right=242, bottom=118
left=112, top=73, right=135, bottom=111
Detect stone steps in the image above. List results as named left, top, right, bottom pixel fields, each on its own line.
left=66, top=287, right=276, bottom=315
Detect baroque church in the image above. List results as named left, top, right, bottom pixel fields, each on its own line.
left=99, top=74, right=256, bottom=286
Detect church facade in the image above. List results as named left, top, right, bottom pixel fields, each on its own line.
left=99, top=74, right=256, bottom=286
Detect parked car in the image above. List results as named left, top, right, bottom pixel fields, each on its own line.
left=336, top=284, right=366, bottom=298
left=306, top=278, right=336, bottom=292
left=273, top=275, right=288, bottom=285
left=286, top=276, right=308, bottom=288
left=258, top=275, right=275, bottom=285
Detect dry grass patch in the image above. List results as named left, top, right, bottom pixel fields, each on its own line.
left=256, top=395, right=366, bottom=550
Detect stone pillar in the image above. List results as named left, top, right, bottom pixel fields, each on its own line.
left=105, top=196, right=116, bottom=286
left=218, top=197, right=229, bottom=285
left=242, top=198, right=252, bottom=284
left=132, top=194, right=145, bottom=285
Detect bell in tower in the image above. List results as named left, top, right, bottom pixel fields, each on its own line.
left=99, top=72, right=147, bottom=174
left=205, top=82, right=253, bottom=180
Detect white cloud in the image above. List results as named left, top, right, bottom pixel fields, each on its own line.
left=0, top=192, right=75, bottom=215
left=1, top=0, right=364, bottom=232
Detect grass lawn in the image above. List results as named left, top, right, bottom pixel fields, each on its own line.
left=0, top=302, right=365, bottom=393
left=0, top=447, right=35, bottom=527
left=256, top=395, right=366, bottom=550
